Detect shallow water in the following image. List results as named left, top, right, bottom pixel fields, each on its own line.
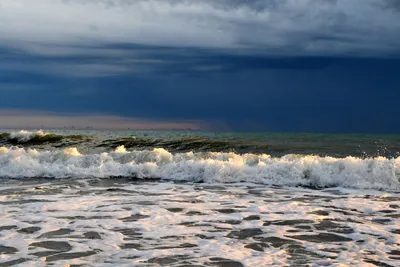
left=1, top=130, right=399, bottom=266
left=0, top=179, right=399, bottom=266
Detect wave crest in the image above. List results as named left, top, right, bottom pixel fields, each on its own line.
left=0, top=146, right=399, bottom=190
left=0, top=130, right=91, bottom=145
left=99, top=136, right=254, bottom=152
left=10, top=130, right=50, bottom=142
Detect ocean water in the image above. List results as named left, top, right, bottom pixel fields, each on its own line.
left=0, top=130, right=399, bottom=266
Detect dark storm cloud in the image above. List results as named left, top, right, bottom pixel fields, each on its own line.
left=1, top=0, right=400, bottom=77
left=0, top=44, right=342, bottom=78
left=1, top=0, right=400, bottom=132
left=2, top=52, right=400, bottom=132
left=382, top=0, right=400, bottom=11
left=1, top=0, right=400, bottom=56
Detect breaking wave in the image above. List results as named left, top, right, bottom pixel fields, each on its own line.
left=0, top=131, right=267, bottom=152
left=0, top=146, right=399, bottom=190
left=1, top=130, right=399, bottom=158
left=98, top=136, right=267, bottom=153
left=0, top=130, right=90, bottom=145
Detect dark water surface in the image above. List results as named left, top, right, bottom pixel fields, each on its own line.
left=1, top=129, right=400, bottom=157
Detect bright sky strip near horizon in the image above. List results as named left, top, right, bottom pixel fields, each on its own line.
left=1, top=0, right=400, bottom=132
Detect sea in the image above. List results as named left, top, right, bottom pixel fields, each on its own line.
left=0, top=130, right=399, bottom=267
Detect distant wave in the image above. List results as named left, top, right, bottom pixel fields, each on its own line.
left=0, top=130, right=270, bottom=153
left=0, top=130, right=91, bottom=145
left=98, top=136, right=268, bottom=153
left=1, top=130, right=399, bottom=158
left=0, top=146, right=399, bottom=190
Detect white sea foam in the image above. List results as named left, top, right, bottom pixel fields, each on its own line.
left=8, top=130, right=49, bottom=142
left=0, top=180, right=399, bottom=266
left=0, top=146, right=399, bottom=190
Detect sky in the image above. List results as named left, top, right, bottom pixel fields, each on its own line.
left=1, top=0, right=400, bottom=132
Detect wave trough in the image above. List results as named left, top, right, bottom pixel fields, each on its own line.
left=0, top=146, right=399, bottom=190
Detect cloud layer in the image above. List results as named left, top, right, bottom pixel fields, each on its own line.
left=1, top=0, right=400, bottom=56
left=1, top=1, right=400, bottom=133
